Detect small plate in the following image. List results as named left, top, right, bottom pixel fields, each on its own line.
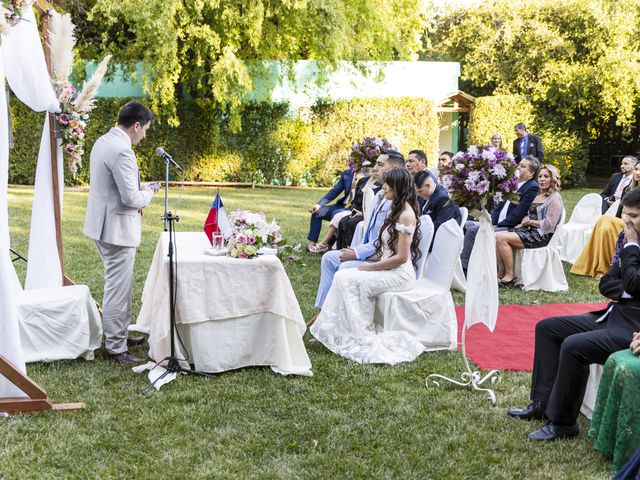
left=204, top=248, right=229, bottom=256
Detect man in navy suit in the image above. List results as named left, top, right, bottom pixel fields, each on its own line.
left=460, top=155, right=541, bottom=271
left=600, top=155, right=637, bottom=214
left=307, top=168, right=353, bottom=251
left=509, top=188, right=640, bottom=440
left=513, top=123, right=544, bottom=162
left=414, top=170, right=461, bottom=248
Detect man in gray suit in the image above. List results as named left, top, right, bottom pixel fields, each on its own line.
left=312, top=150, right=405, bottom=313
left=84, top=102, right=158, bottom=364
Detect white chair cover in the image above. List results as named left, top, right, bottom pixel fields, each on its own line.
left=581, top=364, right=603, bottom=419
left=416, top=215, right=434, bottom=278
left=556, top=193, right=602, bottom=263
left=449, top=207, right=468, bottom=292
left=374, top=219, right=463, bottom=351
left=17, top=285, right=103, bottom=362
left=350, top=220, right=365, bottom=247
left=605, top=200, right=620, bottom=217
left=514, top=209, right=568, bottom=292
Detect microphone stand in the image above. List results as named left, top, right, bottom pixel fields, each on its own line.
left=143, top=157, right=213, bottom=393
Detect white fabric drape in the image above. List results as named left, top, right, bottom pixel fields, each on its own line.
left=0, top=7, right=60, bottom=398
left=464, top=209, right=499, bottom=332
left=25, top=117, right=64, bottom=289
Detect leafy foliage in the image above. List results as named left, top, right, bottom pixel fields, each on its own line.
left=9, top=96, right=438, bottom=187
left=425, top=0, right=640, bottom=143
left=79, top=0, right=426, bottom=127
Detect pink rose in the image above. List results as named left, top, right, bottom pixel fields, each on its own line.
left=65, top=144, right=75, bottom=154
left=58, top=114, right=70, bottom=125
left=247, top=236, right=256, bottom=245
left=237, top=252, right=248, bottom=259
left=236, top=233, right=247, bottom=244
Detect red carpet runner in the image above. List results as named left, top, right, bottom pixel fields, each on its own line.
left=455, top=302, right=608, bottom=372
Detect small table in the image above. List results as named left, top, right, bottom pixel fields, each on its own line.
left=132, top=232, right=312, bottom=376
left=589, top=349, right=640, bottom=474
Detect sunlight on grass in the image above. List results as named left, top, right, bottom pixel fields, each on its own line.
left=1, top=186, right=611, bottom=479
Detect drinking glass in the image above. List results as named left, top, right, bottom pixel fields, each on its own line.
left=212, top=232, right=224, bottom=251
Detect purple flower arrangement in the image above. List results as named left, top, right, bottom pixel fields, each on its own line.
left=348, top=136, right=395, bottom=173
left=441, top=146, right=519, bottom=210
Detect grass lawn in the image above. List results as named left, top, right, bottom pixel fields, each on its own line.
left=1, top=185, right=612, bottom=479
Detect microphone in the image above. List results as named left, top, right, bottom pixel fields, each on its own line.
left=155, top=147, right=183, bottom=172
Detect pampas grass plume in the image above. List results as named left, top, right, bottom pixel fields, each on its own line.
left=73, top=54, right=112, bottom=113
left=48, top=11, right=76, bottom=82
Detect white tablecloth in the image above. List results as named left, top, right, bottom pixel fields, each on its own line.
left=132, top=232, right=312, bottom=376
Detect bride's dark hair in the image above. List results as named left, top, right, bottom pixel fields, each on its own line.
left=375, top=167, right=422, bottom=268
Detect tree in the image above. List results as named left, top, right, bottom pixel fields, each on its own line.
left=424, top=0, right=640, bottom=140
left=78, top=0, right=426, bottom=127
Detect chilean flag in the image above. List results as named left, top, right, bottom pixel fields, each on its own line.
left=204, top=193, right=232, bottom=244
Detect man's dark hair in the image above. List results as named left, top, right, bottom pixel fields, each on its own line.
left=523, top=155, right=541, bottom=178
left=408, top=149, right=427, bottom=162
left=383, top=149, right=405, bottom=167
left=514, top=122, right=528, bottom=131
left=440, top=151, right=453, bottom=159
left=117, top=101, right=155, bottom=128
left=622, top=188, right=640, bottom=209
left=414, top=170, right=438, bottom=188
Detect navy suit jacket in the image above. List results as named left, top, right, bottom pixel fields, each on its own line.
left=597, top=243, right=640, bottom=342
left=420, top=185, right=462, bottom=233
left=513, top=134, right=544, bottom=162
left=317, top=169, right=354, bottom=208
left=491, top=178, right=540, bottom=228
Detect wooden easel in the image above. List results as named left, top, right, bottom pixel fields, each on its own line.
left=0, top=356, right=85, bottom=414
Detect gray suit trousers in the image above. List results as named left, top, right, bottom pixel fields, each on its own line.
left=95, top=240, right=137, bottom=353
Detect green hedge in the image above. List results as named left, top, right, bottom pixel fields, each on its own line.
left=468, top=94, right=589, bottom=186
left=9, top=96, right=439, bottom=187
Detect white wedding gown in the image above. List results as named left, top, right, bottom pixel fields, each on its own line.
left=311, top=223, right=425, bottom=364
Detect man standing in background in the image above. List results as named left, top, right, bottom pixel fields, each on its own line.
left=84, top=101, right=158, bottom=364
left=513, top=123, right=544, bottom=162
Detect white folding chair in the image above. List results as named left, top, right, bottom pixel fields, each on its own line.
left=556, top=193, right=602, bottom=263
left=17, top=284, right=103, bottom=363
left=415, top=215, right=434, bottom=279
left=375, top=219, right=463, bottom=351
left=581, top=364, right=604, bottom=419
left=514, top=209, right=568, bottom=292
left=350, top=221, right=365, bottom=247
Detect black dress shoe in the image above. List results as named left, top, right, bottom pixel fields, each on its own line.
left=507, top=401, right=546, bottom=421
left=127, top=336, right=146, bottom=347
left=106, top=351, right=143, bottom=365
left=528, top=422, right=579, bottom=441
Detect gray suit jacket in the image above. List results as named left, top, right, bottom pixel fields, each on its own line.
left=83, top=127, right=153, bottom=248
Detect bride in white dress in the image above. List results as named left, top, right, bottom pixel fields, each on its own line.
left=310, top=168, right=426, bottom=364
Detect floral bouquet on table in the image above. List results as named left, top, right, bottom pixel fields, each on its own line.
left=0, top=0, right=33, bottom=36
left=227, top=210, right=301, bottom=264
left=441, top=145, right=519, bottom=212
left=48, top=11, right=111, bottom=176
left=348, top=136, right=395, bottom=173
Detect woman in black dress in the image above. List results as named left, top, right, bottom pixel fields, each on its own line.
left=495, top=165, right=564, bottom=285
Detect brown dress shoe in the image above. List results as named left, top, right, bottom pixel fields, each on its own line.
left=127, top=336, right=146, bottom=347
left=106, top=351, right=143, bottom=364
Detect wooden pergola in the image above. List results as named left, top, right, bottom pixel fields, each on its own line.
left=435, top=90, right=476, bottom=113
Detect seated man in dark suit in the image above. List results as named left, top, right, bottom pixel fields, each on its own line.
left=414, top=170, right=461, bottom=248
left=513, top=123, right=544, bottom=162
left=508, top=189, right=640, bottom=440
left=460, top=155, right=541, bottom=271
left=307, top=167, right=353, bottom=251
left=600, top=155, right=637, bottom=214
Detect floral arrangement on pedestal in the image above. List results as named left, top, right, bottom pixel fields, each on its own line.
left=0, top=0, right=33, bottom=35
left=440, top=145, right=519, bottom=211
left=227, top=210, right=301, bottom=263
left=48, top=11, right=111, bottom=176
left=348, top=136, right=395, bottom=173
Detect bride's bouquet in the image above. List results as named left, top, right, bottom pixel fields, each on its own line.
left=441, top=145, right=519, bottom=211
left=227, top=210, right=300, bottom=263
